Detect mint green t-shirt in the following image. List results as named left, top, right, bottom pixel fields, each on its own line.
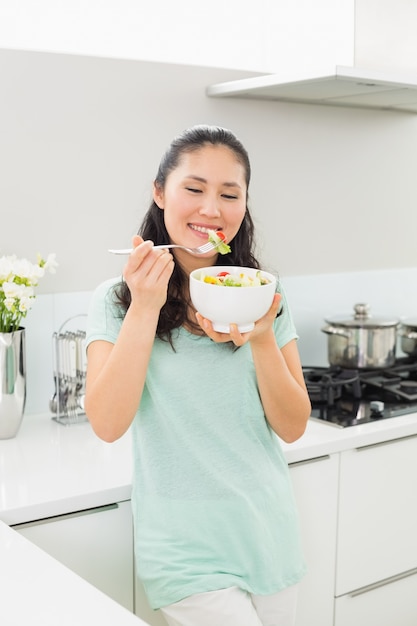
left=86, top=277, right=306, bottom=609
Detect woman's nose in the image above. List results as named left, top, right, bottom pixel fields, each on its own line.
left=199, top=198, right=221, bottom=217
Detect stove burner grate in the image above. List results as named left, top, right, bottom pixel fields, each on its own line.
left=304, top=358, right=417, bottom=427
left=360, top=359, right=417, bottom=402
left=304, top=366, right=361, bottom=406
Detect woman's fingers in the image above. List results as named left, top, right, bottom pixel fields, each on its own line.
left=195, top=314, right=250, bottom=346
left=123, top=240, right=174, bottom=305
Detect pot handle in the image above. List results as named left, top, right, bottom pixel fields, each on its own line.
left=398, top=328, right=417, bottom=339
left=321, top=324, right=352, bottom=339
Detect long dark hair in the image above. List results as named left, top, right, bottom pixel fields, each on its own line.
left=114, top=125, right=263, bottom=343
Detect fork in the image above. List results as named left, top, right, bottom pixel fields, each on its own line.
left=108, top=241, right=220, bottom=256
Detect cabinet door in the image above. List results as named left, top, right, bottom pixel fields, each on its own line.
left=14, top=500, right=134, bottom=611
left=335, top=568, right=417, bottom=626
left=336, top=435, right=417, bottom=596
left=289, top=454, right=339, bottom=626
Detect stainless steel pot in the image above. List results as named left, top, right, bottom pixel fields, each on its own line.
left=398, top=319, right=417, bottom=356
left=321, top=303, right=399, bottom=369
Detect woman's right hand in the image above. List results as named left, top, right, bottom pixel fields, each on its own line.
left=123, top=235, right=175, bottom=311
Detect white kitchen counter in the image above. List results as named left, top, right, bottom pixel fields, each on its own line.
left=2, top=410, right=417, bottom=525
left=0, top=414, right=133, bottom=526
left=0, top=415, right=144, bottom=626
left=281, top=410, right=417, bottom=463
left=0, top=520, right=147, bottom=626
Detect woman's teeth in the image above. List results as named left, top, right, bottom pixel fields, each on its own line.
left=189, top=225, right=219, bottom=233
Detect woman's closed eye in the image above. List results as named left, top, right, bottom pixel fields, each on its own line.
left=185, top=187, right=238, bottom=200
left=186, top=187, right=202, bottom=193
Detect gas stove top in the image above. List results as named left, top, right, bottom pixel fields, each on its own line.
left=304, top=359, right=417, bottom=428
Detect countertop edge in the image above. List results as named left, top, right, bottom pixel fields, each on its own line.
left=281, top=413, right=417, bottom=463
left=0, top=520, right=148, bottom=625
left=2, top=412, right=417, bottom=524
left=4, top=487, right=133, bottom=527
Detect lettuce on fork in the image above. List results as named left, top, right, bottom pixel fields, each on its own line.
left=207, top=230, right=231, bottom=255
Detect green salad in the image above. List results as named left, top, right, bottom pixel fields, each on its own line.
left=207, top=230, right=231, bottom=255
left=200, top=270, right=271, bottom=287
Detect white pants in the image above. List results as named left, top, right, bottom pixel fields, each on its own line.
left=160, top=584, right=299, bottom=626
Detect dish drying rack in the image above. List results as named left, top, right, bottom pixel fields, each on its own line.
left=50, top=314, right=88, bottom=425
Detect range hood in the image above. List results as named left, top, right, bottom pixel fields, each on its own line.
left=206, top=66, right=417, bottom=113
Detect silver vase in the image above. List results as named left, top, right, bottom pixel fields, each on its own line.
left=0, top=328, right=26, bottom=439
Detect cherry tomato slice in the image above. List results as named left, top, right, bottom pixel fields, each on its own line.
left=217, top=271, right=230, bottom=277
left=216, top=231, right=226, bottom=242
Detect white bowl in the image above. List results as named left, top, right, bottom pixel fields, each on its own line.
left=190, top=266, right=277, bottom=333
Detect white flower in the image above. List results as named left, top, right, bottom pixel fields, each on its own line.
left=3, top=281, right=23, bottom=299
left=13, top=258, right=44, bottom=286
left=3, top=297, right=16, bottom=312
left=19, top=295, right=34, bottom=313
left=42, top=253, right=58, bottom=274
left=0, top=252, right=57, bottom=332
left=0, top=256, right=14, bottom=282
left=3, top=281, right=34, bottom=299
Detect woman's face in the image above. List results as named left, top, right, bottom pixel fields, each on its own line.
left=153, top=144, right=247, bottom=263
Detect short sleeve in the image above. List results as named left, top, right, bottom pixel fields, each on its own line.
left=273, top=281, right=298, bottom=348
left=85, top=277, right=124, bottom=348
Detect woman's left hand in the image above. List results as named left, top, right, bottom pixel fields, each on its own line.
left=195, top=293, right=282, bottom=347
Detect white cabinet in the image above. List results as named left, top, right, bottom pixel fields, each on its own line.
left=289, top=454, right=339, bottom=626
left=335, top=434, right=417, bottom=625
left=336, top=435, right=417, bottom=594
left=334, top=569, right=417, bottom=626
left=13, top=500, right=134, bottom=612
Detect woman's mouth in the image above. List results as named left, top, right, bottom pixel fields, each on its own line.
left=188, top=224, right=222, bottom=236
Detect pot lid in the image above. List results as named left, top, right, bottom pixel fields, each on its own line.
left=400, top=318, right=417, bottom=327
left=325, top=303, right=399, bottom=328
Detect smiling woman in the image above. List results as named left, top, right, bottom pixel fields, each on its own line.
left=152, top=143, right=246, bottom=272
left=84, top=124, right=311, bottom=626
